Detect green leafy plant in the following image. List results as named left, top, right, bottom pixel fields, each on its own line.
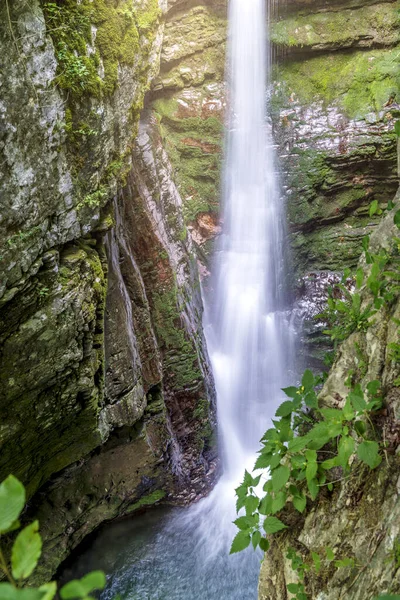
left=317, top=233, right=400, bottom=348
left=0, top=475, right=106, bottom=599
left=369, top=199, right=383, bottom=217
left=316, top=268, right=376, bottom=345
left=285, top=546, right=360, bottom=600
left=231, top=370, right=383, bottom=556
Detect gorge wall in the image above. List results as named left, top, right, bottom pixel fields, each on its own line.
left=0, top=0, right=399, bottom=588
left=0, top=0, right=221, bottom=580
left=257, top=0, right=400, bottom=598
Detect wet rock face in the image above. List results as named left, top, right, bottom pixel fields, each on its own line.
left=0, top=0, right=218, bottom=580
left=0, top=242, right=107, bottom=496
left=258, top=205, right=400, bottom=600
left=271, top=0, right=399, bottom=281
left=149, top=0, right=227, bottom=264
left=267, top=0, right=400, bottom=367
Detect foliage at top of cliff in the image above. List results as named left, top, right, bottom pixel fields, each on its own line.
left=42, top=0, right=161, bottom=97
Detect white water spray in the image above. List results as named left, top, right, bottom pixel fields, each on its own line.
left=207, top=0, right=288, bottom=482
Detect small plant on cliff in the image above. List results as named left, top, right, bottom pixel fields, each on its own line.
left=317, top=233, right=400, bottom=347
left=230, top=370, right=384, bottom=556
left=0, top=475, right=106, bottom=599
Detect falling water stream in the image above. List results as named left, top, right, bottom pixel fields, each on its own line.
left=63, top=0, right=296, bottom=597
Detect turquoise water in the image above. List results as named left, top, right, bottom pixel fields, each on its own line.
left=61, top=503, right=262, bottom=600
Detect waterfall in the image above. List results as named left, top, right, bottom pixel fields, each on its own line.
left=207, top=0, right=288, bottom=480
left=92, top=1, right=296, bottom=598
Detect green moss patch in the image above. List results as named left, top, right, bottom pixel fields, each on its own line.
left=271, top=3, right=400, bottom=50
left=126, top=489, right=166, bottom=514
left=42, top=0, right=161, bottom=97
left=272, top=46, right=400, bottom=119
left=153, top=287, right=202, bottom=390
left=152, top=96, right=223, bottom=222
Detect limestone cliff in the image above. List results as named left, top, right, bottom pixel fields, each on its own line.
left=270, top=0, right=400, bottom=369
left=0, top=0, right=218, bottom=579
left=258, top=196, right=400, bottom=600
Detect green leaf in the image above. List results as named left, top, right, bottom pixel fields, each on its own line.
left=354, top=420, right=367, bottom=437
left=0, top=475, right=26, bottom=534
left=355, top=268, right=364, bottom=289
left=236, top=495, right=246, bottom=513
left=302, top=370, right=314, bottom=390
left=306, top=461, right=318, bottom=485
left=287, top=583, right=299, bottom=593
left=271, top=465, right=290, bottom=492
left=282, top=386, right=298, bottom=398
left=11, top=521, right=42, bottom=580
left=263, top=516, right=287, bottom=534
left=311, top=551, right=321, bottom=574
left=245, top=495, right=259, bottom=515
left=243, top=470, right=253, bottom=486
left=236, top=484, right=248, bottom=499
left=394, top=210, right=400, bottom=229
left=38, top=583, right=57, bottom=600
left=254, top=453, right=273, bottom=470
left=307, top=478, right=319, bottom=500
left=272, top=491, right=287, bottom=514
left=275, top=401, right=294, bottom=417
left=259, top=537, right=270, bottom=552
left=261, top=428, right=279, bottom=442
left=252, top=530, right=261, bottom=550
left=367, top=380, right=381, bottom=397
left=349, top=389, right=367, bottom=412
left=269, top=453, right=283, bottom=469
left=234, top=516, right=255, bottom=531
left=369, top=200, right=379, bottom=217
left=304, top=390, right=318, bottom=409
left=325, top=547, right=335, bottom=561
left=288, top=436, right=309, bottom=452
left=60, top=572, right=106, bottom=599
left=263, top=480, right=273, bottom=493
left=321, top=457, right=339, bottom=470
left=342, top=397, right=355, bottom=421
left=278, top=417, right=292, bottom=442
left=3, top=520, right=21, bottom=535
left=395, top=120, right=400, bottom=136
left=337, top=435, right=355, bottom=468
left=319, top=408, right=345, bottom=422
left=292, top=494, right=306, bottom=513
left=357, top=440, right=382, bottom=469
left=258, top=494, right=273, bottom=516
left=362, top=235, right=370, bottom=252
left=229, top=531, right=251, bottom=554
left=372, top=596, right=400, bottom=600
left=0, top=583, right=44, bottom=600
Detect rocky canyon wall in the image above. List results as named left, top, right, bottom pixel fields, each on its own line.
left=257, top=1, right=400, bottom=597
left=0, top=0, right=399, bottom=584
left=0, top=0, right=219, bottom=580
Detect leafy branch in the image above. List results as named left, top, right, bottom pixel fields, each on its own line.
left=0, top=475, right=106, bottom=600
left=231, top=370, right=384, bottom=556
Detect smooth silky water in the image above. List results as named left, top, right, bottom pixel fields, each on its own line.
left=63, top=0, right=297, bottom=597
